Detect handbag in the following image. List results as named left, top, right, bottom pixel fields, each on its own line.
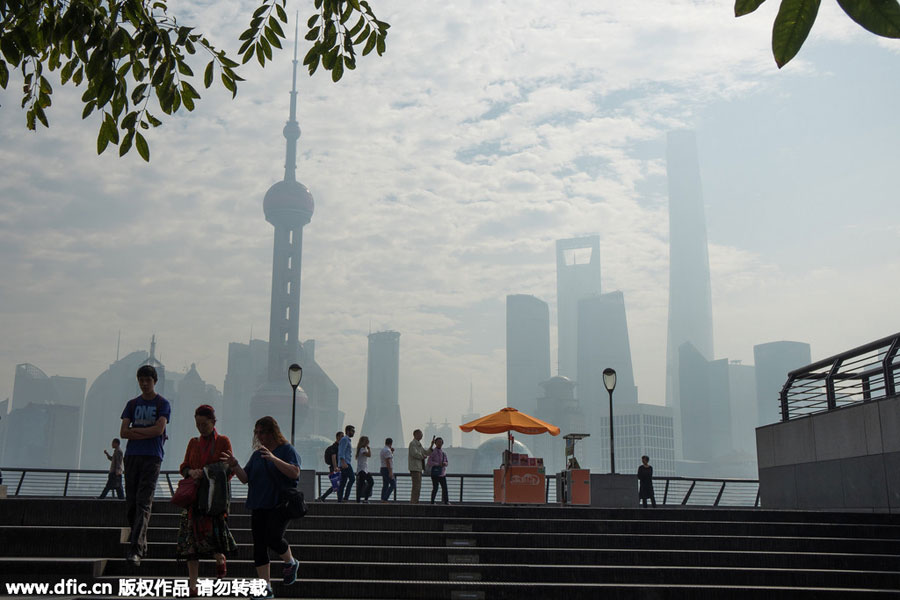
left=280, top=487, right=308, bottom=519
left=430, top=465, right=443, bottom=478
left=171, top=477, right=198, bottom=508
left=172, top=436, right=217, bottom=509
left=328, top=471, right=341, bottom=490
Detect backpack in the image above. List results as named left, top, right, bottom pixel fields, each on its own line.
left=324, top=443, right=336, bottom=467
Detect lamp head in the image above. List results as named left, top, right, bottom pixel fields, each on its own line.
left=288, top=363, right=303, bottom=388
left=602, top=368, right=617, bottom=393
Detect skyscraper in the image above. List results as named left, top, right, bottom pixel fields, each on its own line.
left=576, top=291, right=638, bottom=407
left=556, top=236, right=601, bottom=380
left=678, top=342, right=732, bottom=464
left=753, top=341, right=812, bottom=427
left=250, top=30, right=314, bottom=429
left=506, top=294, right=551, bottom=415
left=362, top=331, right=404, bottom=451
left=664, top=130, right=715, bottom=459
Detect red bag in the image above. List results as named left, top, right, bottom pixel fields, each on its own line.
left=171, top=477, right=198, bottom=508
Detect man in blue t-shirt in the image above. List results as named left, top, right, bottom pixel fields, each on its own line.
left=119, top=364, right=171, bottom=566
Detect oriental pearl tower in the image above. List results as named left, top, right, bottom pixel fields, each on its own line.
left=250, top=24, right=314, bottom=428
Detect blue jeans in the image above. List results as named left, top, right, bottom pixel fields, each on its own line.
left=338, top=465, right=355, bottom=502
left=380, top=467, right=396, bottom=501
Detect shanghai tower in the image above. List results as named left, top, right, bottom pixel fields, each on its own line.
left=250, top=27, right=314, bottom=427
left=665, top=130, right=714, bottom=454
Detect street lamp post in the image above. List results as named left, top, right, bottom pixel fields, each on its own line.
left=287, top=363, right=303, bottom=446
left=602, top=368, right=617, bottom=474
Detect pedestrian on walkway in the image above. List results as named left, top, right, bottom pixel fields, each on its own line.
left=98, top=438, right=124, bottom=499
left=379, top=438, right=396, bottom=502
left=426, top=436, right=449, bottom=505
left=176, top=405, right=237, bottom=596
left=355, top=435, right=373, bottom=503
left=337, top=425, right=356, bottom=502
left=317, top=431, right=342, bottom=501
left=407, top=429, right=431, bottom=503
left=638, top=455, right=657, bottom=508
left=223, top=416, right=301, bottom=600
left=120, top=364, right=171, bottom=567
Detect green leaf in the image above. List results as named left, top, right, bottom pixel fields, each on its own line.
left=204, top=61, right=214, bottom=88
left=276, top=3, right=288, bottom=23
left=269, top=17, right=285, bottom=38
left=147, top=113, right=163, bottom=127
left=348, top=16, right=365, bottom=37
left=836, top=0, right=900, bottom=37
left=308, top=13, right=319, bottom=27
left=239, top=28, right=256, bottom=42
left=222, top=73, right=237, bottom=97
left=242, top=46, right=255, bottom=64
left=376, top=34, right=385, bottom=56
left=735, top=0, right=767, bottom=16
left=331, top=58, right=343, bottom=82
left=60, top=61, right=73, bottom=85
left=253, top=4, right=270, bottom=19
left=135, top=131, right=150, bottom=162
left=306, top=26, right=321, bottom=41
left=97, top=122, right=111, bottom=154
left=177, top=61, right=193, bottom=76
left=363, top=31, right=377, bottom=56
left=34, top=105, right=49, bottom=128
left=119, top=131, right=134, bottom=157
left=72, top=67, right=84, bottom=85
left=772, top=0, right=821, bottom=68
left=82, top=101, right=96, bottom=119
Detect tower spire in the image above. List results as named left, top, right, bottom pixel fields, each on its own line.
left=283, top=12, right=301, bottom=182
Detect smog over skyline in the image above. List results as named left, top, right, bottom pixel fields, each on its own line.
left=1, top=0, right=898, bottom=446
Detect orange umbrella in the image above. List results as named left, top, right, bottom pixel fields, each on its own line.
left=460, top=407, right=560, bottom=436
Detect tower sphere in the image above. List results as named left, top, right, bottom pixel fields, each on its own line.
left=263, top=179, right=314, bottom=227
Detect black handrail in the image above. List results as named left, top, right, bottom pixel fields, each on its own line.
left=0, top=467, right=760, bottom=507
left=780, top=332, right=900, bottom=421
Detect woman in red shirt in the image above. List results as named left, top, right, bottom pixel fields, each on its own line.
left=176, top=405, right=237, bottom=595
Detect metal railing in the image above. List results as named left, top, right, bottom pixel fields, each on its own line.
left=0, top=467, right=760, bottom=507
left=780, top=332, right=900, bottom=421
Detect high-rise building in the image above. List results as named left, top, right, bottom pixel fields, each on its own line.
left=727, top=360, right=757, bottom=456
left=506, top=294, right=550, bottom=415
left=664, top=130, right=715, bottom=459
left=362, top=331, right=404, bottom=453
left=594, top=403, right=676, bottom=477
left=556, top=236, right=601, bottom=380
left=576, top=291, right=638, bottom=407
left=678, top=342, right=732, bottom=464
left=223, top=338, right=269, bottom=457
left=753, top=341, right=812, bottom=427
left=533, top=376, right=584, bottom=474
left=3, top=363, right=86, bottom=469
left=250, top=33, right=315, bottom=431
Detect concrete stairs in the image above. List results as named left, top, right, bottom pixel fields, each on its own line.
left=1, top=498, right=899, bottom=598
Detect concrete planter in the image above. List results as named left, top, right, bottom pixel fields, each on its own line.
left=590, top=473, right=636, bottom=507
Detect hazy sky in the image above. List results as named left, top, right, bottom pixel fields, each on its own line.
left=1, top=0, right=898, bottom=444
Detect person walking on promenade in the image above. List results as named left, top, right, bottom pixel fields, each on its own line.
left=638, top=455, right=657, bottom=508
left=355, top=435, right=373, bottom=503
left=317, top=431, right=342, bottom=501
left=337, top=425, right=356, bottom=503
left=223, top=416, right=301, bottom=600
left=120, top=364, right=171, bottom=566
left=379, top=438, right=396, bottom=502
left=98, top=438, right=124, bottom=499
left=426, top=436, right=449, bottom=505
left=176, top=405, right=237, bottom=596
left=407, top=429, right=432, bottom=504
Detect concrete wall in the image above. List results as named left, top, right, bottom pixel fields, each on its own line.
left=757, top=395, right=900, bottom=512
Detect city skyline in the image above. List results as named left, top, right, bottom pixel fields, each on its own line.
left=1, top=1, right=899, bottom=443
